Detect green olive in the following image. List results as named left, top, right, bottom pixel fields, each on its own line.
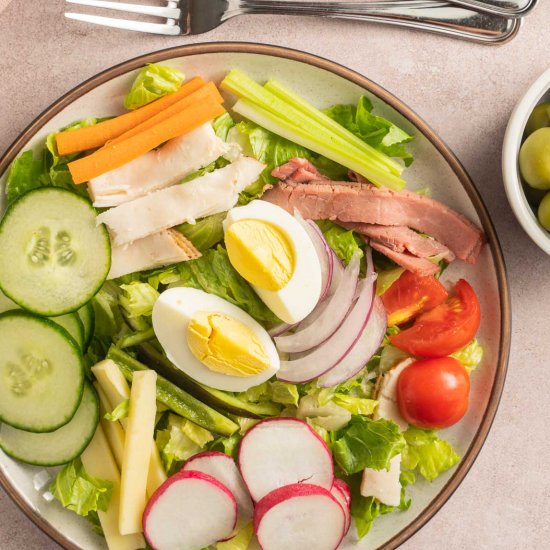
left=519, top=127, right=550, bottom=189
left=538, top=192, right=550, bottom=231
left=524, top=102, right=550, bottom=138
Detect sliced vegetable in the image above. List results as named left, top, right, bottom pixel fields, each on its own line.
left=77, top=302, right=95, bottom=351
left=56, top=76, right=205, bottom=155
left=143, top=471, right=237, bottom=549
left=119, top=370, right=157, bottom=535
left=390, top=279, right=481, bottom=357
left=381, top=270, right=448, bottom=326
left=106, top=346, right=239, bottom=436
left=94, top=382, right=125, bottom=469
left=0, top=188, right=111, bottom=316
left=254, top=483, right=346, bottom=550
left=275, top=251, right=359, bottom=353
left=0, top=382, right=98, bottom=466
left=397, top=357, right=470, bottom=429
left=0, top=311, right=84, bottom=433
left=182, top=451, right=254, bottom=520
left=238, top=418, right=334, bottom=502
left=68, top=95, right=225, bottom=184
left=51, top=312, right=85, bottom=352
left=331, top=480, right=352, bottom=535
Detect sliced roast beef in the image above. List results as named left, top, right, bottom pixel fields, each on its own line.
left=271, top=157, right=326, bottom=183
left=341, top=222, right=456, bottom=263
left=264, top=162, right=484, bottom=264
left=370, top=241, right=440, bottom=277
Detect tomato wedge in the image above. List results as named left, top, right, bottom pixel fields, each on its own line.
left=390, top=279, right=480, bottom=357
left=381, top=270, right=448, bottom=326
left=397, top=357, right=470, bottom=429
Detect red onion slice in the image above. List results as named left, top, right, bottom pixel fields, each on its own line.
left=268, top=323, right=295, bottom=337
left=276, top=277, right=375, bottom=384
left=274, top=252, right=360, bottom=353
left=317, top=297, right=387, bottom=388
left=294, top=211, right=333, bottom=301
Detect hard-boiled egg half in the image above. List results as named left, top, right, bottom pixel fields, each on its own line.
left=153, top=287, right=280, bottom=392
left=223, top=200, right=322, bottom=324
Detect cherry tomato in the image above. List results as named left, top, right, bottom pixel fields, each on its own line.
left=397, top=357, right=470, bottom=429
left=390, top=279, right=480, bottom=357
left=381, top=270, right=448, bottom=326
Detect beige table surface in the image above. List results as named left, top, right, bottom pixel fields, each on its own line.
left=1, top=1, right=549, bottom=549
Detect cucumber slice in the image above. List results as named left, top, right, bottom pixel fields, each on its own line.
left=0, top=311, right=84, bottom=432
left=51, top=313, right=85, bottom=353
left=0, top=382, right=99, bottom=466
left=77, top=302, right=95, bottom=351
left=0, top=188, right=111, bottom=316
left=0, top=289, right=16, bottom=314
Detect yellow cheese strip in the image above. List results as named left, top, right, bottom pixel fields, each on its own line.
left=94, top=382, right=125, bottom=469
left=119, top=370, right=157, bottom=535
left=81, top=425, right=145, bottom=550
left=92, top=360, right=167, bottom=497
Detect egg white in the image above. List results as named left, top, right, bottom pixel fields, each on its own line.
left=223, top=200, right=322, bottom=324
left=152, top=287, right=280, bottom=392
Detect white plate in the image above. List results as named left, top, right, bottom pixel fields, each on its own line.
left=0, top=43, right=510, bottom=550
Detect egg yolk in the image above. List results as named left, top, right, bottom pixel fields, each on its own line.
left=186, top=311, right=270, bottom=377
left=225, top=219, right=295, bottom=291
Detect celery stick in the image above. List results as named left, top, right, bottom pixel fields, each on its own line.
left=233, top=99, right=405, bottom=191
left=107, top=346, right=238, bottom=436
left=222, top=70, right=397, bottom=178
left=264, top=79, right=403, bottom=176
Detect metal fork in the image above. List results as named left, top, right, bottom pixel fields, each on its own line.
left=65, top=0, right=519, bottom=44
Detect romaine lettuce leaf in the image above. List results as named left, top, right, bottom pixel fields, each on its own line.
left=49, top=458, right=113, bottom=518
left=209, top=433, right=242, bottom=459
left=212, top=112, right=236, bottom=141
left=402, top=427, right=460, bottom=481
left=324, top=96, right=414, bottom=166
left=119, top=282, right=159, bottom=319
left=104, top=399, right=129, bottom=422
left=124, top=64, right=184, bottom=110
left=332, top=394, right=378, bottom=416
left=333, top=416, right=406, bottom=474
left=166, top=246, right=280, bottom=324
left=176, top=212, right=227, bottom=252
left=376, top=267, right=405, bottom=296
left=238, top=380, right=299, bottom=407
left=297, top=394, right=351, bottom=431
left=216, top=522, right=254, bottom=550
left=316, top=220, right=364, bottom=264
left=5, top=150, right=47, bottom=204
left=451, top=338, right=483, bottom=373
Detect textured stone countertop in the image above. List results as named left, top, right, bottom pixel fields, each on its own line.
left=1, top=1, right=549, bottom=549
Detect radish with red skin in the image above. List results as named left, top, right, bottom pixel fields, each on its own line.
left=238, top=418, right=334, bottom=502
left=143, top=470, right=237, bottom=550
left=331, top=479, right=352, bottom=535
left=182, top=451, right=254, bottom=520
left=254, top=483, right=346, bottom=550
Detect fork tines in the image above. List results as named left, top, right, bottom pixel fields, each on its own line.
left=65, top=0, right=182, bottom=35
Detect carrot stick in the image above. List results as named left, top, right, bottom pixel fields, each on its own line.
left=106, top=82, right=223, bottom=147
left=56, top=77, right=206, bottom=156
left=68, top=96, right=225, bottom=184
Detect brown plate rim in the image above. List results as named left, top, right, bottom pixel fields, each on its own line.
left=0, top=42, right=511, bottom=550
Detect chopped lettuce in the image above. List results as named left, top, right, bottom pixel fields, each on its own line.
left=332, top=394, right=378, bottom=416
left=324, top=96, right=414, bottom=167
left=212, top=112, right=236, bottom=141
left=376, top=267, right=405, bottom=296
left=216, top=522, right=254, bottom=550
left=209, top=433, right=242, bottom=459
left=124, top=64, right=184, bottom=110
left=297, top=394, right=351, bottom=431
left=156, top=414, right=213, bottom=475
left=104, top=399, right=129, bottom=422
left=379, top=344, right=410, bottom=374
left=452, top=338, right=484, bottom=373
left=91, top=284, right=124, bottom=338
left=333, top=416, right=406, bottom=475
left=316, top=220, right=364, bottom=264
left=119, top=282, right=159, bottom=318
left=176, top=212, right=227, bottom=252
left=162, top=246, right=279, bottom=324
left=402, top=427, right=460, bottom=481
left=269, top=381, right=300, bottom=407
left=5, top=150, right=46, bottom=204
left=49, top=458, right=113, bottom=518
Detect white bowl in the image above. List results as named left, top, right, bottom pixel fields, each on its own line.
left=502, top=66, right=550, bottom=255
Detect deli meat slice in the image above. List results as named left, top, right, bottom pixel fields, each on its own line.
left=264, top=167, right=484, bottom=264
left=370, top=241, right=440, bottom=277
left=341, top=222, right=456, bottom=263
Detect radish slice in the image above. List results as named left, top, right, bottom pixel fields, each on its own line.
left=238, top=418, right=334, bottom=502
left=331, top=480, right=352, bottom=535
left=143, top=470, right=237, bottom=550
left=274, top=252, right=360, bottom=353
left=317, top=296, right=386, bottom=388
left=182, top=451, right=254, bottom=520
left=294, top=211, right=333, bottom=301
left=276, top=277, right=375, bottom=384
left=254, top=484, right=346, bottom=550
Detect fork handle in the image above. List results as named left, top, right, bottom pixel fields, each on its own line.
left=234, top=0, right=518, bottom=43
